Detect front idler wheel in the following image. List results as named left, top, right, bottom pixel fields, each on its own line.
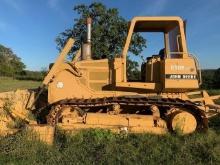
left=167, top=109, right=197, bottom=134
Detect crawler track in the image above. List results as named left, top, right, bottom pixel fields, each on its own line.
left=45, top=96, right=208, bottom=132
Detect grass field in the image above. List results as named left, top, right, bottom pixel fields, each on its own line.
left=0, top=77, right=41, bottom=92
left=0, top=77, right=220, bottom=164
left=0, top=128, right=220, bottom=164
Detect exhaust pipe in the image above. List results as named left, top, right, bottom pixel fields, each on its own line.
left=82, top=17, right=92, bottom=60
left=87, top=17, right=92, bottom=43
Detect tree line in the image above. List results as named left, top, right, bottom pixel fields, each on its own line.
left=0, top=44, right=45, bottom=81
left=201, top=69, right=220, bottom=89
left=0, top=44, right=25, bottom=77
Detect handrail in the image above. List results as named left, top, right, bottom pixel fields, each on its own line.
left=190, top=53, right=202, bottom=86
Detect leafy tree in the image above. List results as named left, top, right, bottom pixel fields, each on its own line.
left=201, top=69, right=215, bottom=89
left=56, top=2, right=146, bottom=80
left=0, top=44, right=25, bottom=77
left=127, top=57, right=141, bottom=81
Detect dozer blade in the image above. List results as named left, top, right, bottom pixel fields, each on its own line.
left=0, top=89, right=37, bottom=135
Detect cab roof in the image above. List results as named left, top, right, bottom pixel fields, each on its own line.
left=130, top=16, right=184, bottom=32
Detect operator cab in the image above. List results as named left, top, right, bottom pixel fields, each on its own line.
left=128, top=17, right=186, bottom=82
left=117, top=17, right=200, bottom=92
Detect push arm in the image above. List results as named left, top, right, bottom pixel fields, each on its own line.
left=42, top=38, right=75, bottom=85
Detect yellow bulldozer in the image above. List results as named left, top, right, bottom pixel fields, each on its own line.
left=0, top=16, right=220, bottom=137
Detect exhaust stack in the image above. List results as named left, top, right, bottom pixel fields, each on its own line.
left=87, top=17, right=92, bottom=43
left=82, top=17, right=92, bottom=60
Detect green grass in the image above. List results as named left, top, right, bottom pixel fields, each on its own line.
left=0, top=128, right=220, bottom=165
left=0, top=77, right=41, bottom=92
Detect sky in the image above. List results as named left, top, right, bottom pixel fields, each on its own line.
left=0, top=0, right=220, bottom=70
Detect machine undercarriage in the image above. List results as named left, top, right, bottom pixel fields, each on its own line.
left=44, top=95, right=208, bottom=134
